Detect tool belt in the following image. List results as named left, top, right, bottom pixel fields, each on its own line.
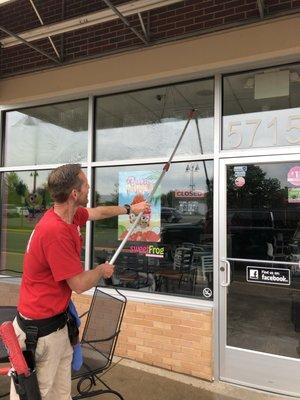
left=17, top=311, right=68, bottom=354
left=11, top=312, right=67, bottom=400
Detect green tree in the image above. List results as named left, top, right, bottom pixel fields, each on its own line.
left=5, top=172, right=29, bottom=206
left=227, top=166, right=285, bottom=209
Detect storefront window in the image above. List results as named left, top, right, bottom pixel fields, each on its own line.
left=4, top=99, right=88, bottom=166
left=93, top=161, right=213, bottom=299
left=222, top=64, right=300, bottom=150
left=0, top=170, right=86, bottom=273
left=95, top=79, right=214, bottom=162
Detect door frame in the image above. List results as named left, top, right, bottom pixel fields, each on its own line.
left=218, top=153, right=300, bottom=397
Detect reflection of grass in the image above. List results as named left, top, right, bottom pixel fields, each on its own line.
left=6, top=229, right=32, bottom=253
left=3, top=252, right=24, bottom=272
left=6, top=217, right=36, bottom=230
left=3, top=224, right=86, bottom=271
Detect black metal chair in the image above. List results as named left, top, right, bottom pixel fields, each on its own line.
left=72, top=288, right=127, bottom=400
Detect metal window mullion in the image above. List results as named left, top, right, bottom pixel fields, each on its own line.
left=0, top=161, right=89, bottom=173
left=90, top=153, right=215, bottom=169
left=84, top=96, right=95, bottom=272
left=213, top=73, right=222, bottom=382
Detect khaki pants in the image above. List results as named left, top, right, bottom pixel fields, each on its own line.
left=10, top=319, right=73, bottom=400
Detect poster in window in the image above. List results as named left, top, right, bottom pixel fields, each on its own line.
left=118, top=171, right=161, bottom=242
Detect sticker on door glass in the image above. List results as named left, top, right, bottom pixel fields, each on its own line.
left=246, top=266, right=291, bottom=286
left=202, top=288, right=213, bottom=298
left=234, top=176, right=245, bottom=188
left=234, top=166, right=247, bottom=173
left=287, top=166, right=300, bottom=186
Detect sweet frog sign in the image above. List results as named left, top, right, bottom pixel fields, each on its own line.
left=118, top=171, right=161, bottom=242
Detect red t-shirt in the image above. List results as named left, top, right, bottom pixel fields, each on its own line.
left=18, top=207, right=89, bottom=319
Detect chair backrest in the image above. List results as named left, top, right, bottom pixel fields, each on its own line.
left=201, top=255, right=213, bottom=273
left=81, top=288, right=127, bottom=370
left=173, top=246, right=193, bottom=271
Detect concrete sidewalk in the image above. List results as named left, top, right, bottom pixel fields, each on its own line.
left=90, top=358, right=297, bottom=400
left=1, top=358, right=298, bottom=399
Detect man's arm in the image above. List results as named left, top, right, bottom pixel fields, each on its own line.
left=66, top=262, right=114, bottom=294
left=86, top=201, right=150, bottom=221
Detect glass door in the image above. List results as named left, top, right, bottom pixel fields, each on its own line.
left=219, top=155, right=300, bottom=397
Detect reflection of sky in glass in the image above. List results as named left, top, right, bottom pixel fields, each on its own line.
left=5, top=111, right=88, bottom=166
left=96, top=118, right=214, bottom=161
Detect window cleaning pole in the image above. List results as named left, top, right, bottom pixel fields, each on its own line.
left=109, top=108, right=197, bottom=266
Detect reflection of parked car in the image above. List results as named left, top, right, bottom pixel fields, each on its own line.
left=287, top=223, right=300, bottom=270
left=16, top=207, right=29, bottom=216
left=162, top=219, right=203, bottom=246
left=227, top=209, right=275, bottom=259
left=161, top=218, right=209, bottom=260
left=161, top=207, right=182, bottom=223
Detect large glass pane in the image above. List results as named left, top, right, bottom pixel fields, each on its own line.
left=95, top=79, right=214, bottom=161
left=223, top=64, right=300, bottom=150
left=93, top=161, right=213, bottom=299
left=226, top=162, right=300, bottom=358
left=4, top=100, right=88, bottom=166
left=0, top=170, right=86, bottom=273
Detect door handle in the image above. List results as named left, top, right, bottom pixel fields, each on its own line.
left=220, top=259, right=231, bottom=287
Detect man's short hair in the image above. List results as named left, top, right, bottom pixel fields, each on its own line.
left=48, top=164, right=83, bottom=203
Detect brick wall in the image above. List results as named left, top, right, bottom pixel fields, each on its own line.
left=0, top=285, right=213, bottom=380
left=73, top=292, right=213, bottom=381
left=0, top=0, right=299, bottom=78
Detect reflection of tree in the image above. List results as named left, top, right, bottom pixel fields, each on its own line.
left=42, top=183, right=52, bottom=208
left=95, top=184, right=118, bottom=230
left=111, top=183, right=119, bottom=205
left=94, top=190, right=101, bottom=205
left=227, top=166, right=285, bottom=209
left=15, top=181, right=28, bottom=199
left=161, top=191, right=174, bottom=207
left=5, top=172, right=29, bottom=205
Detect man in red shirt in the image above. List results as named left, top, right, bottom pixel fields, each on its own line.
left=11, top=163, right=149, bottom=400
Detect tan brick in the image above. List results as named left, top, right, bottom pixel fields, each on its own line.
left=71, top=298, right=213, bottom=381
left=135, top=345, right=153, bottom=354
